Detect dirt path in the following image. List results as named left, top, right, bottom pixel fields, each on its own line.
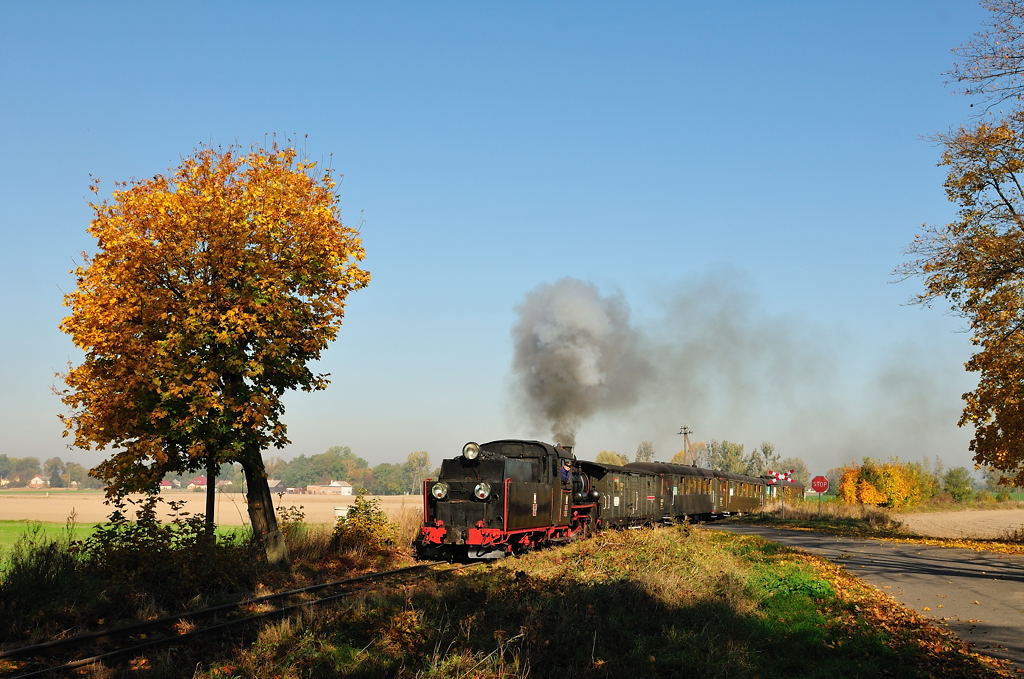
left=898, top=508, right=1024, bottom=540
left=709, top=523, right=1024, bottom=671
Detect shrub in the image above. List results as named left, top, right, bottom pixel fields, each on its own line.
left=80, top=493, right=257, bottom=611
left=837, top=459, right=940, bottom=509
left=943, top=467, right=975, bottom=503
left=0, top=521, right=89, bottom=637
left=331, top=494, right=399, bottom=555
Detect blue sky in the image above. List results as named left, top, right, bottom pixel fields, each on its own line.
left=0, top=2, right=992, bottom=475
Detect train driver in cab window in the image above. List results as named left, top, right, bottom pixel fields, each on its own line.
left=560, top=459, right=572, bottom=487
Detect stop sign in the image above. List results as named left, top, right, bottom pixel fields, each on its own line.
left=811, top=475, right=829, bottom=493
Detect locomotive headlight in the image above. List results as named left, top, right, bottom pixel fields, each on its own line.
left=473, top=482, right=491, bottom=500
left=462, top=442, right=481, bottom=460
left=431, top=482, right=449, bottom=500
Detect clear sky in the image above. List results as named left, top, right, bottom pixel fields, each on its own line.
left=0, top=2, right=994, bottom=476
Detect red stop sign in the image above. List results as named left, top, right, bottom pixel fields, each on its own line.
left=811, top=476, right=829, bottom=493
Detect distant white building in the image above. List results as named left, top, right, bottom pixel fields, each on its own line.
left=306, top=480, right=354, bottom=495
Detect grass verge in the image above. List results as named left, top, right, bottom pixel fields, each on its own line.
left=184, top=526, right=1011, bottom=679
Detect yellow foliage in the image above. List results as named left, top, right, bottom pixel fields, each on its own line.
left=58, top=144, right=370, bottom=494
left=903, top=112, right=1024, bottom=485
left=838, top=460, right=936, bottom=509
left=856, top=479, right=887, bottom=506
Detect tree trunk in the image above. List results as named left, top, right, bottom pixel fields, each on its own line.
left=240, top=447, right=289, bottom=566
left=205, top=455, right=217, bottom=537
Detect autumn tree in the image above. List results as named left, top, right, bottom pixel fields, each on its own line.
left=836, top=458, right=938, bottom=509
left=705, top=440, right=745, bottom=474
left=903, top=113, right=1024, bottom=486
left=743, top=442, right=781, bottom=477
left=672, top=441, right=706, bottom=467
left=779, top=456, right=809, bottom=486
left=59, top=144, right=370, bottom=564
left=8, top=457, right=41, bottom=486
left=44, top=457, right=66, bottom=487
left=278, top=446, right=369, bottom=488
left=903, top=1, right=1024, bottom=486
left=595, top=450, right=627, bottom=466
left=950, top=0, right=1024, bottom=107
left=633, top=441, right=655, bottom=463
left=402, top=451, right=431, bottom=494
left=370, top=463, right=405, bottom=494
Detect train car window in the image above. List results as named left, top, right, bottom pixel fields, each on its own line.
left=504, top=458, right=540, bottom=483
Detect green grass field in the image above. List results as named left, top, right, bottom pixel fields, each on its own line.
left=0, top=520, right=100, bottom=548
left=0, top=519, right=249, bottom=555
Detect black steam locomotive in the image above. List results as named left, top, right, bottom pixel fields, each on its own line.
left=414, top=439, right=803, bottom=560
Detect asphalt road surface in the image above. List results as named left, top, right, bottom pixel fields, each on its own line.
left=706, top=523, right=1024, bottom=671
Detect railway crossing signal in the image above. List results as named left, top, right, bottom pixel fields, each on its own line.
left=766, top=469, right=795, bottom=519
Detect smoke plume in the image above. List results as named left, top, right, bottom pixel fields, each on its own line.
left=511, top=278, right=650, bottom=446
left=508, top=273, right=974, bottom=473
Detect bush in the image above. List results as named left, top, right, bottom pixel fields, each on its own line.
left=81, top=493, right=257, bottom=607
left=943, top=467, right=975, bottom=503
left=331, top=494, right=399, bottom=555
left=0, top=522, right=90, bottom=637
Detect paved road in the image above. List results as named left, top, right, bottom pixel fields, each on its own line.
left=706, top=523, right=1024, bottom=670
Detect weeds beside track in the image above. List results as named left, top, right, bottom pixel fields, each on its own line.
left=0, top=561, right=485, bottom=678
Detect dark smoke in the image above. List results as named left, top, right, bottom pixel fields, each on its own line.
left=511, top=278, right=651, bottom=446
left=509, top=273, right=973, bottom=472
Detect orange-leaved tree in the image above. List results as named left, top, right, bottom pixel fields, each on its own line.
left=902, top=1, right=1024, bottom=486
left=59, top=144, right=370, bottom=564
left=837, top=459, right=938, bottom=509
left=902, top=114, right=1024, bottom=486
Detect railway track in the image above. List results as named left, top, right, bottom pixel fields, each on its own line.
left=0, top=560, right=482, bottom=678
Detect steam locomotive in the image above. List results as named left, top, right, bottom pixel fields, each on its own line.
left=414, top=439, right=803, bottom=561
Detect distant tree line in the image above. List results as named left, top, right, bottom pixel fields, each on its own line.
left=162, top=446, right=436, bottom=496
left=0, top=447, right=435, bottom=496
left=0, top=454, right=103, bottom=489
left=262, top=446, right=434, bottom=495
left=593, top=439, right=810, bottom=485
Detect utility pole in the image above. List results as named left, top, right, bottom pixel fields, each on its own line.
left=678, top=425, right=692, bottom=464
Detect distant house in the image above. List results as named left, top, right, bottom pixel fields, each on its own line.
left=306, top=480, right=353, bottom=495
left=158, top=480, right=173, bottom=492
left=266, top=479, right=285, bottom=493
left=28, top=475, right=48, bottom=488
left=187, top=475, right=208, bottom=490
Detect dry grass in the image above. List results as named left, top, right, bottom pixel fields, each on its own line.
left=997, top=525, right=1024, bottom=543
left=187, top=525, right=1012, bottom=679
left=750, top=500, right=907, bottom=537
